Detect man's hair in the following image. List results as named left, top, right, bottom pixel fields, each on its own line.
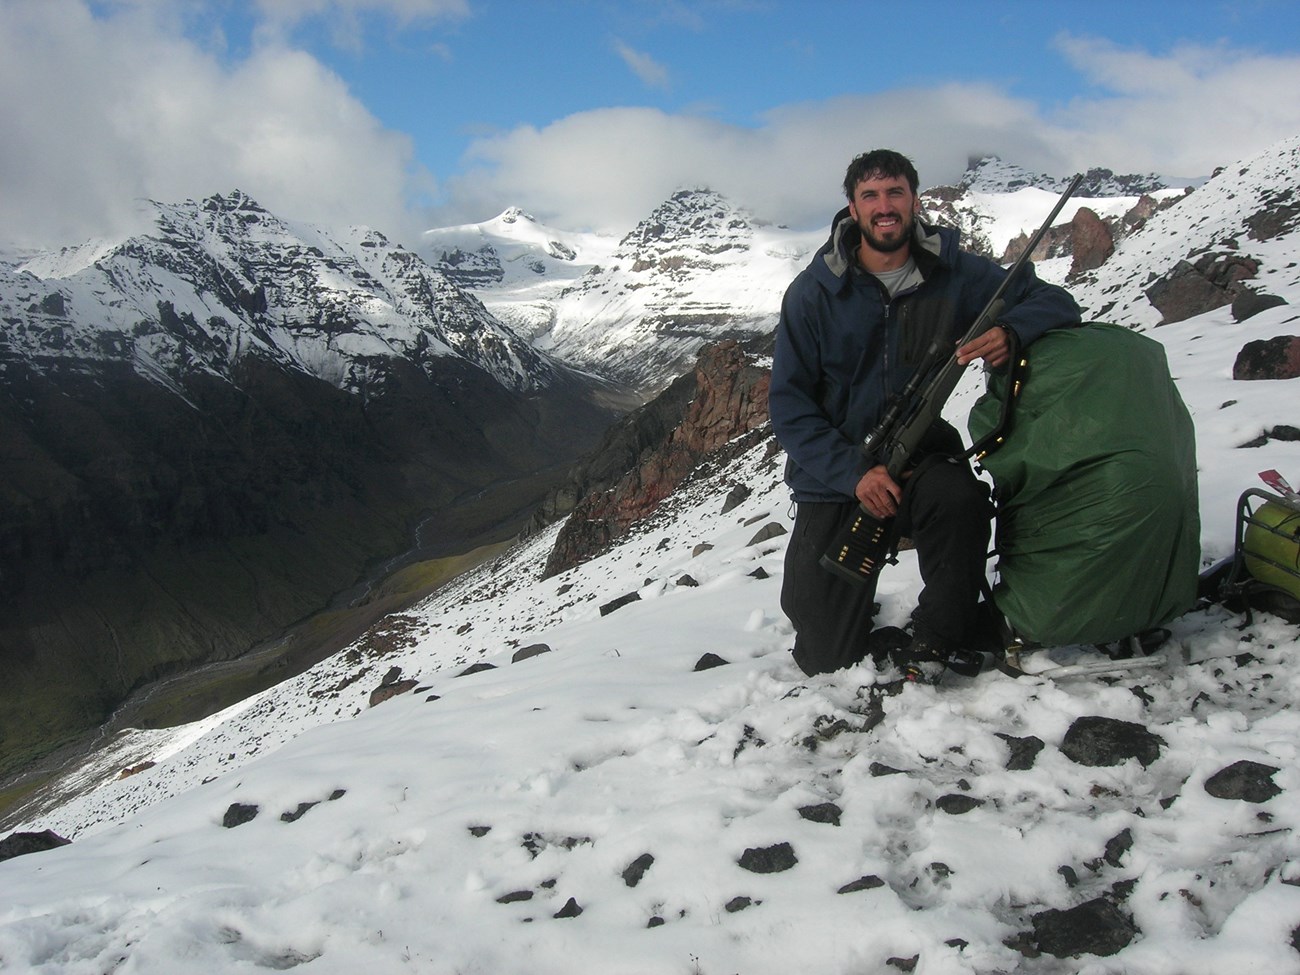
left=842, top=149, right=920, bottom=199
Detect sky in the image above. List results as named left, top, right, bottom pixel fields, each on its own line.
left=3, top=0, right=1300, bottom=251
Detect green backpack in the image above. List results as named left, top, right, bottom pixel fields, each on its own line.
left=967, top=322, right=1201, bottom=647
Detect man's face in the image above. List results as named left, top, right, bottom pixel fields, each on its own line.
left=848, top=173, right=920, bottom=254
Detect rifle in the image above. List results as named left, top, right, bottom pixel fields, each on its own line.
left=820, top=173, right=1083, bottom=585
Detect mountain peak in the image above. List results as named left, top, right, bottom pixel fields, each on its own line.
left=499, top=206, right=535, bottom=225
left=201, top=189, right=269, bottom=215
left=618, top=187, right=751, bottom=252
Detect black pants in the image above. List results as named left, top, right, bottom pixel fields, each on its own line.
left=781, top=457, right=993, bottom=677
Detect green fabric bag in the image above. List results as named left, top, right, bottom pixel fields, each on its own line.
left=967, top=322, right=1201, bottom=646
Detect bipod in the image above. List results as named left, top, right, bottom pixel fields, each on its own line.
left=998, top=629, right=1171, bottom=680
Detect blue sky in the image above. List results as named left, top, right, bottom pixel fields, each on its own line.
left=4, top=0, right=1300, bottom=248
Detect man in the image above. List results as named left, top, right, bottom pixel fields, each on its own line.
left=770, top=149, right=1081, bottom=682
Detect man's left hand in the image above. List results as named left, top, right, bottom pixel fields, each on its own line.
left=956, top=324, right=1011, bottom=368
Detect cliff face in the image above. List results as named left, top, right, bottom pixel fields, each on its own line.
left=543, top=339, right=772, bottom=578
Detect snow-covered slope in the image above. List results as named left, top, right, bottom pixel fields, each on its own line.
left=1070, top=134, right=1300, bottom=330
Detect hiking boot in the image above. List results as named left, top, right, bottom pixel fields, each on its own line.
left=890, top=634, right=951, bottom=686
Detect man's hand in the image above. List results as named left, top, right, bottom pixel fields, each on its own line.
left=855, top=465, right=903, bottom=519
left=956, top=324, right=1012, bottom=368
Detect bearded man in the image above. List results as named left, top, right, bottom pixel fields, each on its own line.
left=769, top=148, right=1082, bottom=683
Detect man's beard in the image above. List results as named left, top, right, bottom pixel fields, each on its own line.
left=859, top=210, right=914, bottom=253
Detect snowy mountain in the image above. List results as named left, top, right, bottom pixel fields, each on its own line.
left=420, top=206, right=620, bottom=342
left=3, top=137, right=1300, bottom=973
left=4, top=190, right=557, bottom=395
left=430, top=189, right=816, bottom=395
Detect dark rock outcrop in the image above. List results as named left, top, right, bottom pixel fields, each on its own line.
left=737, top=841, right=798, bottom=874
left=1060, top=716, right=1164, bottom=768
left=1067, top=207, right=1115, bottom=280
left=1029, top=898, right=1137, bottom=958
left=1204, top=760, right=1282, bottom=802
left=1231, top=290, right=1287, bottom=322
left=1233, top=335, right=1300, bottom=380
left=1145, top=253, right=1260, bottom=325
left=0, top=829, right=71, bottom=863
left=543, top=340, right=771, bottom=577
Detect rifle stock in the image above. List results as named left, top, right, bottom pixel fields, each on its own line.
left=819, top=175, right=1082, bottom=586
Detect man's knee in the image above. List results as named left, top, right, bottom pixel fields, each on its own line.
left=906, top=460, right=990, bottom=527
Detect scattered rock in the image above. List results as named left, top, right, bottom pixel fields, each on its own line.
left=222, top=803, right=260, bottom=828
left=1232, top=289, right=1287, bottom=322
left=623, top=853, right=655, bottom=887
left=599, top=592, right=641, bottom=616
left=456, top=662, right=497, bottom=678
left=0, top=830, right=71, bottom=863
left=280, top=801, right=319, bottom=823
left=692, top=542, right=715, bottom=558
left=747, top=522, right=787, bottom=546
left=738, top=842, right=798, bottom=874
left=496, top=890, right=533, bottom=904
left=937, top=794, right=985, bottom=815
left=369, top=678, right=418, bottom=707
left=118, top=761, right=157, bottom=779
left=1029, top=898, right=1138, bottom=958
left=998, top=733, right=1046, bottom=771
left=1145, top=253, right=1259, bottom=325
left=721, top=483, right=751, bottom=514
left=797, top=802, right=842, bottom=826
left=725, top=896, right=756, bottom=913
left=1104, top=828, right=1134, bottom=868
left=1204, top=760, right=1282, bottom=802
left=468, top=825, right=492, bottom=837
left=1060, top=716, right=1164, bottom=768
left=693, top=652, right=729, bottom=672
left=869, top=762, right=907, bottom=777
left=553, top=897, right=583, bottom=918
left=837, top=875, right=886, bottom=894
left=1233, top=335, right=1300, bottom=381
left=748, top=566, right=769, bottom=579
left=675, top=573, right=699, bottom=587
left=511, top=643, right=552, bottom=663
left=886, top=955, right=919, bottom=973
left=1238, top=423, right=1300, bottom=447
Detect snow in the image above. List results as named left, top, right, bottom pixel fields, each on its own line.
left=3, top=140, right=1300, bottom=973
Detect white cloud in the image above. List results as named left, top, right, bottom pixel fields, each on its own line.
left=0, top=0, right=433, bottom=248
left=613, top=39, right=671, bottom=91
left=446, top=38, right=1300, bottom=234
left=1048, top=34, right=1300, bottom=178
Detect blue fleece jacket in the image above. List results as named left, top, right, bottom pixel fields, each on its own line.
left=770, top=208, right=1082, bottom=502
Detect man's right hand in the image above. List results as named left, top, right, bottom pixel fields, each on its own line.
left=855, top=465, right=903, bottom=519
